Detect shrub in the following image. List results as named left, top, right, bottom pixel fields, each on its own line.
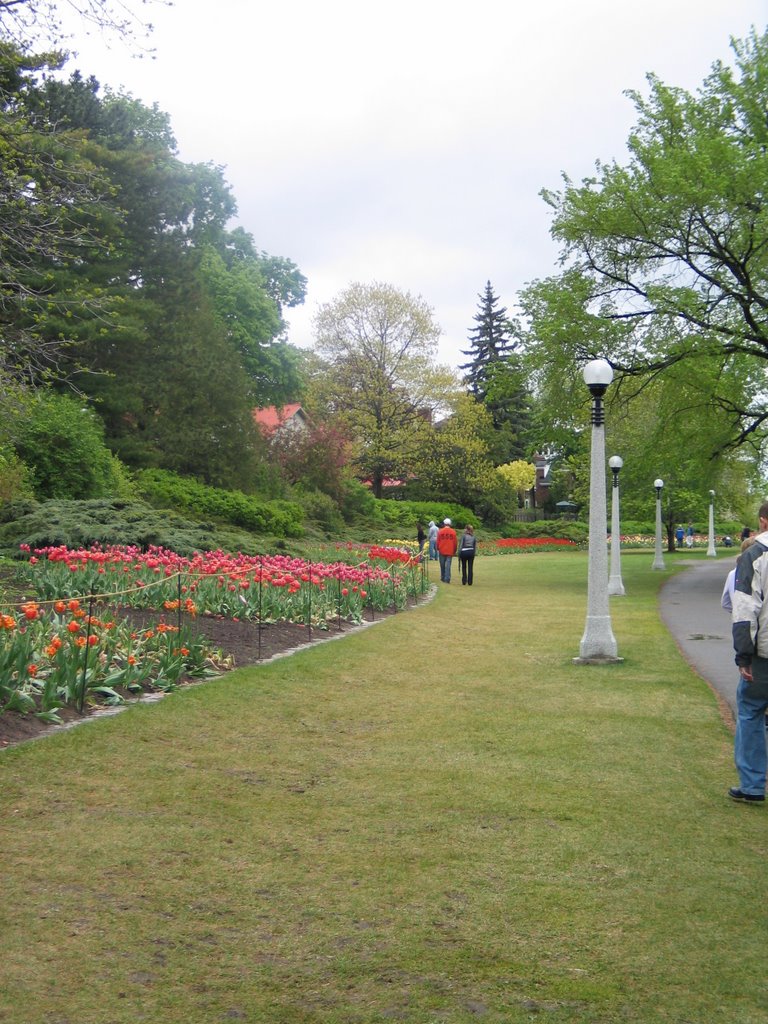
left=134, top=469, right=304, bottom=539
left=371, top=498, right=480, bottom=533
left=292, top=487, right=344, bottom=536
left=13, top=393, right=128, bottom=500
left=0, top=499, right=269, bottom=557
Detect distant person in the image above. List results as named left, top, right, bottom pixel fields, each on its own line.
left=741, top=524, right=752, bottom=542
left=730, top=502, right=768, bottom=804
left=427, top=520, right=438, bottom=561
left=416, top=522, right=426, bottom=556
left=458, top=524, right=477, bottom=586
left=436, top=518, right=458, bottom=584
left=675, top=524, right=684, bottom=548
left=685, top=522, right=694, bottom=548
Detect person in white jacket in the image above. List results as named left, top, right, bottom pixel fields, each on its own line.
left=730, top=512, right=768, bottom=803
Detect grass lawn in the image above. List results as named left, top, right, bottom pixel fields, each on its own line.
left=1, top=550, right=765, bottom=1024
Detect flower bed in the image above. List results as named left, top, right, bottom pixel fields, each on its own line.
left=494, top=537, right=578, bottom=552
left=2, top=543, right=428, bottom=724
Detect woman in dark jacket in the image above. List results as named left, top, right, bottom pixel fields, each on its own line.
left=458, top=525, right=477, bottom=586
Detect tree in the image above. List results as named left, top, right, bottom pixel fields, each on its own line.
left=0, top=0, right=168, bottom=49
left=497, top=460, right=536, bottom=507
left=521, top=29, right=768, bottom=458
left=269, top=419, right=353, bottom=504
left=0, top=46, right=120, bottom=391
left=408, top=394, right=514, bottom=524
left=461, top=281, right=532, bottom=461
left=17, top=70, right=306, bottom=477
left=312, top=282, right=455, bottom=497
left=461, top=282, right=515, bottom=395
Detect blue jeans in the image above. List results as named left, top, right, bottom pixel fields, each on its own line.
left=438, top=554, right=453, bottom=582
left=734, top=659, right=768, bottom=795
left=429, top=539, right=437, bottom=560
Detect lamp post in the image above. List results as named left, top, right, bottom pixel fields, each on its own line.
left=574, top=359, right=621, bottom=663
left=707, top=490, right=717, bottom=557
left=652, top=478, right=666, bottom=570
left=607, top=456, right=625, bottom=596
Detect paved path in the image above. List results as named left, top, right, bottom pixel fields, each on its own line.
left=658, top=556, right=738, bottom=722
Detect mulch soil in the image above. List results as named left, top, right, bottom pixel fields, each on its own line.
left=0, top=597, right=427, bottom=751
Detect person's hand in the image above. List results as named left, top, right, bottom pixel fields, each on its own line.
left=739, top=664, right=753, bottom=682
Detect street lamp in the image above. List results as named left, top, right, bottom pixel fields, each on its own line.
left=608, top=456, right=625, bottom=596
left=574, top=359, right=621, bottom=664
left=707, top=489, right=717, bottom=557
left=652, top=478, right=666, bottom=570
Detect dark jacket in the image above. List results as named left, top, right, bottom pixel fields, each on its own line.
left=459, top=532, right=477, bottom=556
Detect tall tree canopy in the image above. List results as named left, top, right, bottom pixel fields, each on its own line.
left=0, top=52, right=306, bottom=488
left=521, top=29, right=768, bottom=459
left=312, top=282, right=455, bottom=497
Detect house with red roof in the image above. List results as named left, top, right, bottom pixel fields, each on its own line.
left=252, top=403, right=309, bottom=439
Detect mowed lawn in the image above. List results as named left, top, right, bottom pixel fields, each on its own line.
left=1, top=551, right=764, bottom=1024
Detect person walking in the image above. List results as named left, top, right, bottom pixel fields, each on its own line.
left=730, top=502, right=768, bottom=804
left=685, top=522, right=695, bottom=548
left=458, top=524, right=477, bottom=586
left=427, top=521, right=438, bottom=561
left=675, top=524, right=684, bottom=549
left=436, top=518, right=458, bottom=584
left=416, top=522, right=426, bottom=556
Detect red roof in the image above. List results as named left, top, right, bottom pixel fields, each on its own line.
left=253, top=403, right=305, bottom=435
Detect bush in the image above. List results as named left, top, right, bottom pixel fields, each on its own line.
left=620, top=519, right=655, bottom=535
left=13, top=393, right=128, bottom=500
left=292, top=487, right=344, bottom=536
left=134, top=469, right=304, bottom=539
left=338, top=480, right=378, bottom=524
left=0, top=499, right=270, bottom=557
left=371, top=498, right=480, bottom=533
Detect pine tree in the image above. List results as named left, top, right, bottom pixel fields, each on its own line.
left=460, top=281, right=514, bottom=397
left=460, top=282, right=532, bottom=462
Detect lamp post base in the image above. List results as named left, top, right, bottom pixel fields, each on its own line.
left=607, top=576, right=625, bottom=596
left=573, top=654, right=625, bottom=665
left=576, top=616, right=620, bottom=662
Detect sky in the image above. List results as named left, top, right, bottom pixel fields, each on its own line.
left=56, top=0, right=768, bottom=372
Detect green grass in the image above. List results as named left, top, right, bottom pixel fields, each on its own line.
left=1, top=551, right=764, bottom=1024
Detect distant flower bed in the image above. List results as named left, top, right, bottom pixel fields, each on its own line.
left=495, top=537, right=577, bottom=552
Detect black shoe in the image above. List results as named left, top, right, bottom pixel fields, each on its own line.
left=728, top=787, right=765, bottom=803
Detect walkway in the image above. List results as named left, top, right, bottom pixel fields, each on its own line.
left=658, top=555, right=738, bottom=722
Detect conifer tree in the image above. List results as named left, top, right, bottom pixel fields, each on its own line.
left=460, top=281, right=514, bottom=397
left=460, top=281, right=532, bottom=462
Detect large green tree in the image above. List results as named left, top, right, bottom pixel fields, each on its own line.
left=521, top=29, right=768, bottom=460
left=7, top=68, right=306, bottom=485
left=312, top=282, right=455, bottom=497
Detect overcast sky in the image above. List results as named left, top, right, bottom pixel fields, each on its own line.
left=60, top=0, right=768, bottom=372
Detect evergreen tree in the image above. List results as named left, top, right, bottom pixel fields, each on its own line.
left=460, top=281, right=532, bottom=462
left=460, top=281, right=514, bottom=397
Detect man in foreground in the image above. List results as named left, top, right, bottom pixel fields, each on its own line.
left=730, top=502, right=768, bottom=804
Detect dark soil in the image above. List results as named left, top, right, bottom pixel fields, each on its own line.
left=0, top=599, right=425, bottom=751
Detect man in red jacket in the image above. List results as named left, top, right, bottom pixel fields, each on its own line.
left=436, top=518, right=458, bottom=584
